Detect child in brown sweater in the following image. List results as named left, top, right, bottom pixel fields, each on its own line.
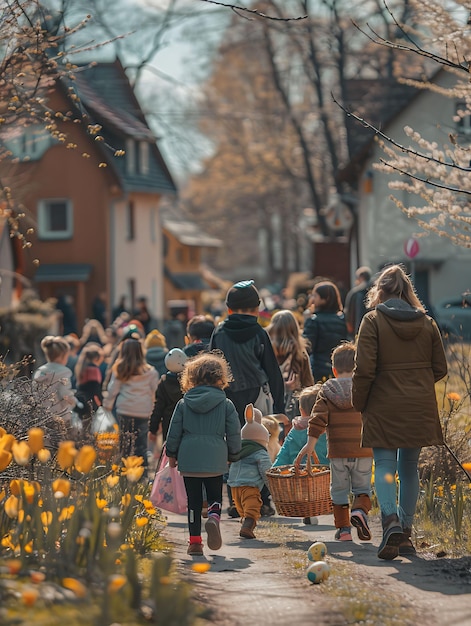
left=296, top=341, right=373, bottom=541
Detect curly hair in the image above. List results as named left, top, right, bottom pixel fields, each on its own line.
left=180, top=351, right=233, bottom=392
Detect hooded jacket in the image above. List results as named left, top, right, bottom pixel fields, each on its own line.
left=165, top=385, right=241, bottom=475
left=33, top=362, right=77, bottom=420
left=145, top=346, right=168, bottom=376
left=352, top=298, right=447, bottom=448
left=308, top=378, right=372, bottom=458
left=209, top=313, right=285, bottom=414
left=227, top=440, right=272, bottom=490
left=104, top=367, right=159, bottom=418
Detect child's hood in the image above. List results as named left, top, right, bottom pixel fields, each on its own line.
left=219, top=314, right=260, bottom=343
left=183, top=386, right=227, bottom=414
left=321, top=378, right=353, bottom=410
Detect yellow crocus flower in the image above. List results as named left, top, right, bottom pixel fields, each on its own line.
left=56, top=441, right=77, bottom=470
left=0, top=489, right=5, bottom=503
left=0, top=449, right=12, bottom=472
left=37, top=448, right=51, bottom=463
left=107, top=575, right=127, bottom=593
left=106, top=475, right=120, bottom=488
left=0, top=433, right=15, bottom=452
left=121, top=493, right=131, bottom=506
left=96, top=497, right=108, bottom=509
left=52, top=478, right=71, bottom=498
left=74, top=445, right=96, bottom=474
left=136, top=516, right=148, bottom=527
left=58, top=505, right=75, bottom=522
left=125, top=466, right=145, bottom=484
left=62, top=578, right=87, bottom=598
left=41, top=511, right=53, bottom=527
left=23, top=482, right=37, bottom=504
left=12, top=441, right=32, bottom=466
left=122, top=455, right=144, bottom=469
left=27, top=428, right=44, bottom=454
left=4, top=495, right=19, bottom=518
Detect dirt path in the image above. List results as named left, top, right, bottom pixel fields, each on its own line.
left=163, top=507, right=471, bottom=626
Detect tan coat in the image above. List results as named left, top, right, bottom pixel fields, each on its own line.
left=352, top=299, right=447, bottom=449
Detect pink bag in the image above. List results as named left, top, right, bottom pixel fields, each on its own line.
left=150, top=449, right=187, bottom=515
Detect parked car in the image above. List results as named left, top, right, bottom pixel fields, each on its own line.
left=431, top=294, right=471, bottom=341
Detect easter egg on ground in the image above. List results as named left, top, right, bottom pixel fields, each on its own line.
left=319, top=561, right=331, bottom=580
left=307, top=541, right=327, bottom=562
left=306, top=561, right=325, bottom=584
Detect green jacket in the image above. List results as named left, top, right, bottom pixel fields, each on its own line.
left=166, top=385, right=241, bottom=475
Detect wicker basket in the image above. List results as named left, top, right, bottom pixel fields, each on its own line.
left=266, top=453, right=332, bottom=518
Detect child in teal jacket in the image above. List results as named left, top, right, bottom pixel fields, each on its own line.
left=272, top=385, right=327, bottom=524
left=166, top=352, right=241, bottom=556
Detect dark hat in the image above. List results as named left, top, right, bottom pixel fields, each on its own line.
left=225, top=280, right=261, bottom=311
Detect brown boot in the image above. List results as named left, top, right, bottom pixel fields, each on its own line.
left=377, top=513, right=402, bottom=560
left=398, top=527, right=416, bottom=556
left=240, top=517, right=256, bottom=539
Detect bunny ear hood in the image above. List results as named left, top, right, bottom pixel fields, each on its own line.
left=241, top=403, right=269, bottom=445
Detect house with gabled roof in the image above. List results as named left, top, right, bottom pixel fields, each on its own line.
left=161, top=204, right=222, bottom=318
left=1, top=58, right=176, bottom=331
left=339, top=72, right=471, bottom=310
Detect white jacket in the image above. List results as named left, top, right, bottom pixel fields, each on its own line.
left=104, top=367, right=159, bottom=418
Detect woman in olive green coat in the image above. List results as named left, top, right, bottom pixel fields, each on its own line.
left=352, top=264, right=447, bottom=560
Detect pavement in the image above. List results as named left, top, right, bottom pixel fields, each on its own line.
left=161, top=500, right=471, bottom=626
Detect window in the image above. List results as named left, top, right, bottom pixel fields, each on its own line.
left=139, top=141, right=150, bottom=175
left=125, top=138, right=136, bottom=175
left=455, top=102, right=471, bottom=135
left=37, top=199, right=73, bottom=240
left=126, top=201, right=135, bottom=241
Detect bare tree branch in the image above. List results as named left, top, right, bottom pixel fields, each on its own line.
left=198, top=0, right=307, bottom=21
left=378, top=159, right=471, bottom=196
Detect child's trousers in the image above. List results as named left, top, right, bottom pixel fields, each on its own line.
left=183, top=475, right=223, bottom=538
left=231, top=486, right=262, bottom=521
left=330, top=457, right=372, bottom=505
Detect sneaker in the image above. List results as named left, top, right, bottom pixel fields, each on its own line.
left=260, top=504, right=275, bottom=517
left=377, top=515, right=403, bottom=560
left=205, top=517, right=222, bottom=551
left=303, top=516, right=319, bottom=525
left=187, top=542, right=204, bottom=556
left=335, top=527, right=352, bottom=541
left=227, top=505, right=240, bottom=518
left=350, top=509, right=372, bottom=541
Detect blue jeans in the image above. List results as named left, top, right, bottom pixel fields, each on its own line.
left=373, top=447, right=421, bottom=528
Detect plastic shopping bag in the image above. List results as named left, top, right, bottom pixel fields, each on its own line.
left=150, top=450, right=187, bottom=514
left=91, top=406, right=117, bottom=434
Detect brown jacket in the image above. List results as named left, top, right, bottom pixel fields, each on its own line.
left=352, top=299, right=447, bottom=449
left=308, top=378, right=372, bottom=458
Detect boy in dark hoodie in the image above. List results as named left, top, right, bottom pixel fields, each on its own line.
left=296, top=341, right=373, bottom=542
left=209, top=280, right=284, bottom=517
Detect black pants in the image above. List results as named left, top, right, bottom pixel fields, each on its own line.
left=183, top=475, right=223, bottom=538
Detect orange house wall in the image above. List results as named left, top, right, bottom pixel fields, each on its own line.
left=18, top=88, right=120, bottom=328
left=164, top=230, right=203, bottom=317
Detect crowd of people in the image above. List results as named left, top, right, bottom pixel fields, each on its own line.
left=31, top=263, right=447, bottom=563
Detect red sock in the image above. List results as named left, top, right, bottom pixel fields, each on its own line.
left=189, top=535, right=202, bottom=545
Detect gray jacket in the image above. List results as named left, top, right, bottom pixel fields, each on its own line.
left=166, top=385, right=241, bottom=475
left=104, top=367, right=159, bottom=418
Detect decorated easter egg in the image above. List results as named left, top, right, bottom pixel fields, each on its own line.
left=319, top=561, right=331, bottom=580
left=307, top=541, right=327, bottom=562
left=306, top=561, right=325, bottom=584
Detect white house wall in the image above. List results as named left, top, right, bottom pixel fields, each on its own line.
left=357, top=71, right=471, bottom=305
left=111, top=193, right=164, bottom=325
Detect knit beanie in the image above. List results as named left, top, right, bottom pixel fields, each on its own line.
left=225, top=280, right=261, bottom=311
left=241, top=404, right=269, bottom=447
left=144, top=329, right=167, bottom=349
